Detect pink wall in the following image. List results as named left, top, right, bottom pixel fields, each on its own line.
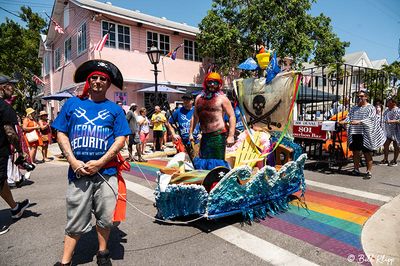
left=44, top=2, right=206, bottom=115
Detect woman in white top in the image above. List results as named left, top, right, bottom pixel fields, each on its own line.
left=381, top=98, right=400, bottom=166
left=137, top=107, right=150, bottom=155
left=340, top=90, right=385, bottom=179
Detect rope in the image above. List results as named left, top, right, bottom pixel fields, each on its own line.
left=129, top=160, right=155, bottom=189
left=97, top=171, right=205, bottom=225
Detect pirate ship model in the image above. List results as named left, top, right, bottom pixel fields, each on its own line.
left=155, top=49, right=307, bottom=221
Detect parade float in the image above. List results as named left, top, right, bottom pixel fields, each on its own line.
left=155, top=49, right=308, bottom=222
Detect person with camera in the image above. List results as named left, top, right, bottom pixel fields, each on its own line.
left=51, top=60, right=131, bottom=266
left=0, top=75, right=31, bottom=235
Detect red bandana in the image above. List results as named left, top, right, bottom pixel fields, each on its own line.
left=78, top=71, right=111, bottom=99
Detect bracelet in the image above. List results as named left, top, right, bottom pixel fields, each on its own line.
left=74, top=165, right=85, bottom=178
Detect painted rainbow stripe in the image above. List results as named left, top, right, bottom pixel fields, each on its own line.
left=124, top=160, right=379, bottom=264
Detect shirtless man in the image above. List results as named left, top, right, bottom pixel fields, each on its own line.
left=189, top=72, right=235, bottom=164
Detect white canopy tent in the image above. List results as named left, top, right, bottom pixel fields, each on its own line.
left=137, top=85, right=185, bottom=94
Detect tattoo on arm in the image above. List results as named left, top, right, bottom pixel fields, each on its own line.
left=4, top=124, right=22, bottom=152
left=99, top=136, right=126, bottom=165
left=57, top=132, right=75, bottom=163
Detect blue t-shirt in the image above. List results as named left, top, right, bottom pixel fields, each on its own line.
left=169, top=106, right=200, bottom=144
left=224, top=105, right=244, bottom=132
left=52, top=97, right=131, bottom=180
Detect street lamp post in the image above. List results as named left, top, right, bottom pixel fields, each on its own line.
left=146, top=45, right=162, bottom=106
left=330, top=76, right=337, bottom=94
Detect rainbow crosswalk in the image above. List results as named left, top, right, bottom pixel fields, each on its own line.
left=125, top=160, right=379, bottom=265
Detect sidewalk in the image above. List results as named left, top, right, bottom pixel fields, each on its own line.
left=362, top=194, right=400, bottom=265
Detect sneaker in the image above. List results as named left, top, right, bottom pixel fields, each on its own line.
left=0, top=225, right=9, bottom=235
left=53, top=262, right=71, bottom=266
left=24, top=171, right=31, bottom=180
left=379, top=159, right=389, bottom=165
left=96, top=249, right=112, bottom=266
left=11, top=199, right=30, bottom=219
left=389, top=160, right=398, bottom=167
left=363, top=171, right=372, bottom=180
left=351, top=169, right=361, bottom=176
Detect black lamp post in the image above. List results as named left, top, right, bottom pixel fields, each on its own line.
left=329, top=76, right=337, bottom=94
left=146, top=45, right=162, bottom=106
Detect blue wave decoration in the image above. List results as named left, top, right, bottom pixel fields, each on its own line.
left=207, top=154, right=307, bottom=221
left=155, top=184, right=208, bottom=220
left=155, top=140, right=307, bottom=222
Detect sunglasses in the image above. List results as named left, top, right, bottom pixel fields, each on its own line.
left=207, top=80, right=220, bottom=86
left=90, top=75, right=108, bottom=82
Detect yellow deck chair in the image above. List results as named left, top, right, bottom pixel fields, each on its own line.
left=226, top=131, right=264, bottom=168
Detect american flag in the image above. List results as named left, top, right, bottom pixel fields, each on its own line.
left=32, top=75, right=46, bottom=86
left=93, top=26, right=113, bottom=52
left=94, top=33, right=109, bottom=51
left=50, top=18, right=64, bottom=34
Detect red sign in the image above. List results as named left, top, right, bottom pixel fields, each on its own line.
left=293, top=121, right=327, bottom=140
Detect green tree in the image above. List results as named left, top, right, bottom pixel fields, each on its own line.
left=0, top=6, right=46, bottom=114
left=382, top=61, right=400, bottom=99
left=197, top=0, right=349, bottom=75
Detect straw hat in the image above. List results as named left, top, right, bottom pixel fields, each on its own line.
left=39, top=110, right=48, bottom=116
left=26, top=108, right=35, bottom=115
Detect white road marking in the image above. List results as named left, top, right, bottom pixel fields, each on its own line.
left=124, top=179, right=318, bottom=266
left=306, top=180, right=393, bottom=202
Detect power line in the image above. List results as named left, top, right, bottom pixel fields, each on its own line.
left=0, top=0, right=53, bottom=7
left=0, top=6, right=20, bottom=18
left=335, top=26, right=397, bottom=51
left=365, top=0, right=400, bottom=23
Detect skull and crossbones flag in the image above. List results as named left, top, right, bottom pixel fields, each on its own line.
left=234, top=73, right=296, bottom=132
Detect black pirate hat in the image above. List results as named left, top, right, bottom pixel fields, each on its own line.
left=74, top=60, right=123, bottom=89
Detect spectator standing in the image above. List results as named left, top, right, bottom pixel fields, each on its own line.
left=0, top=75, right=30, bottom=235
left=51, top=60, right=131, bottom=266
left=137, top=107, right=150, bottom=155
left=151, top=106, right=167, bottom=151
left=167, top=93, right=200, bottom=157
left=161, top=110, right=168, bottom=150
left=380, top=98, right=400, bottom=166
left=126, top=103, right=145, bottom=162
left=23, top=108, right=43, bottom=164
left=340, top=90, right=385, bottom=179
left=38, top=111, right=52, bottom=162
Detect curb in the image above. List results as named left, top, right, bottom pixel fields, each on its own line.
left=362, top=194, right=400, bottom=265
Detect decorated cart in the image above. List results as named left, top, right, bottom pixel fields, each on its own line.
left=155, top=51, right=308, bottom=222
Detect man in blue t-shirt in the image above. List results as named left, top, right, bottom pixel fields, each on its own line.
left=224, top=103, right=244, bottom=137
left=167, top=93, right=200, bottom=154
left=52, top=60, right=131, bottom=266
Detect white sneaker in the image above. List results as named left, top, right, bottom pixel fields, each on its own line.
left=24, top=172, right=31, bottom=180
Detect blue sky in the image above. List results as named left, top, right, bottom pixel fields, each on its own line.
left=1, top=0, right=399, bottom=63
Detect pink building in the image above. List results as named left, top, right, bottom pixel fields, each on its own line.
left=39, top=0, right=209, bottom=119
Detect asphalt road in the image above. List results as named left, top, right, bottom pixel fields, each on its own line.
left=1, top=149, right=399, bottom=266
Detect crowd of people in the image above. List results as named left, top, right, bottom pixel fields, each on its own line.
left=1, top=57, right=399, bottom=266
left=338, top=90, right=400, bottom=179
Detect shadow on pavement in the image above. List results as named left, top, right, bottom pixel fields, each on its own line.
left=0, top=202, right=41, bottom=226
left=72, top=225, right=126, bottom=265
